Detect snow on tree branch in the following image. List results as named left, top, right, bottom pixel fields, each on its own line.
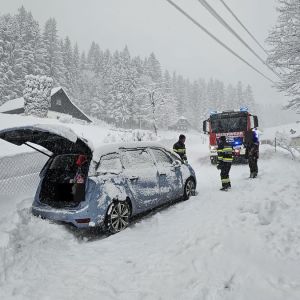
left=266, top=0, right=300, bottom=112
left=23, top=75, right=53, bottom=117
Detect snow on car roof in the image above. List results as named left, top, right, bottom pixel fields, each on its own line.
left=0, top=119, right=167, bottom=160
left=92, top=141, right=168, bottom=161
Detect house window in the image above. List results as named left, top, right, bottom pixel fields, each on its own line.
left=56, top=99, right=62, bottom=106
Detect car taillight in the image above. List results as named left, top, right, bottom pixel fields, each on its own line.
left=75, top=218, right=91, bottom=224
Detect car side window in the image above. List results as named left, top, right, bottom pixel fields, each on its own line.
left=122, top=149, right=154, bottom=169
left=97, top=153, right=122, bottom=174
left=151, top=148, right=173, bottom=166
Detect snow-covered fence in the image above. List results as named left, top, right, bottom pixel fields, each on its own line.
left=0, top=152, right=47, bottom=197
left=260, top=139, right=273, bottom=146
left=274, top=132, right=300, bottom=160
left=261, top=135, right=300, bottom=160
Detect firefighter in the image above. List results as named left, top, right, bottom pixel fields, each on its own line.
left=173, top=134, right=187, bottom=162
left=245, top=128, right=259, bottom=178
left=217, top=135, right=233, bottom=191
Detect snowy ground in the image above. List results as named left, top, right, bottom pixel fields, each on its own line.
left=0, top=115, right=300, bottom=299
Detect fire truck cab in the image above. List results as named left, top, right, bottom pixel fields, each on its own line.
left=203, top=108, right=259, bottom=164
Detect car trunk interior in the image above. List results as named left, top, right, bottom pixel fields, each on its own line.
left=39, top=154, right=90, bottom=208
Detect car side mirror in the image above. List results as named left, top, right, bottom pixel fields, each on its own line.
left=253, top=115, right=259, bottom=128
left=203, top=120, right=208, bottom=134
left=172, top=160, right=181, bottom=168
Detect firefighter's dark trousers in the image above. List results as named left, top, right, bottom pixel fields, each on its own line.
left=220, top=163, right=231, bottom=188
left=248, top=155, right=258, bottom=175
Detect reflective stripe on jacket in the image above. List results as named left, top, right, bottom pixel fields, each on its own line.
left=217, top=142, right=233, bottom=163
left=173, top=141, right=187, bottom=160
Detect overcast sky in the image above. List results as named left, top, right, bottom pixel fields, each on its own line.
left=0, top=0, right=298, bottom=121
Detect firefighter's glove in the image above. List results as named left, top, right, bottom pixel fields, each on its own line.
left=217, top=164, right=221, bottom=170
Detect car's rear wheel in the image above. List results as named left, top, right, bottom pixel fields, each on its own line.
left=183, top=178, right=196, bottom=200
left=105, top=200, right=131, bottom=234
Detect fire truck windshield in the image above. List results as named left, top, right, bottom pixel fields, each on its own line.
left=210, top=115, right=247, bottom=133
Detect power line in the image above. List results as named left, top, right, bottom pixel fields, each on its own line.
left=218, top=0, right=269, bottom=56
left=218, top=0, right=286, bottom=76
left=165, top=0, right=275, bottom=83
left=197, top=0, right=281, bottom=79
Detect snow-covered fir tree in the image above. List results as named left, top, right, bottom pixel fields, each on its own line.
left=0, top=6, right=258, bottom=130
left=267, top=0, right=300, bottom=112
left=23, top=74, right=53, bottom=117
left=43, top=18, right=65, bottom=86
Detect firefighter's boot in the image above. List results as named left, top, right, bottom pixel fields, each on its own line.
left=220, top=186, right=228, bottom=191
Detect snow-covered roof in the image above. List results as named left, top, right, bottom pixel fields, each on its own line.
left=179, top=116, right=187, bottom=120
left=51, top=87, right=62, bottom=96
left=0, top=87, right=91, bottom=122
left=0, top=87, right=65, bottom=113
left=0, top=97, right=24, bottom=113
left=58, top=87, right=91, bottom=122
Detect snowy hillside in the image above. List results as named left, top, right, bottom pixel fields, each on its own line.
left=262, top=122, right=300, bottom=140
left=0, top=114, right=300, bottom=299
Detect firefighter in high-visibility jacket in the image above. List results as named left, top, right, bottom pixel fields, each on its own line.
left=217, top=136, right=233, bottom=191
left=173, top=134, right=187, bottom=162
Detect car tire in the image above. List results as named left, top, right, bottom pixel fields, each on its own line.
left=105, top=200, right=131, bottom=234
left=183, top=178, right=196, bottom=200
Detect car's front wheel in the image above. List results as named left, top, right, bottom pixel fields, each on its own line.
left=183, top=178, right=196, bottom=200
left=105, top=200, right=131, bottom=234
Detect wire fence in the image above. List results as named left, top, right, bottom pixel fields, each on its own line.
left=0, top=152, right=48, bottom=197
left=261, top=137, right=300, bottom=160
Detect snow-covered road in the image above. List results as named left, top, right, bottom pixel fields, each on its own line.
left=0, top=134, right=300, bottom=300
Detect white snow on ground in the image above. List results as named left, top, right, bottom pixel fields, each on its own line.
left=0, top=114, right=300, bottom=299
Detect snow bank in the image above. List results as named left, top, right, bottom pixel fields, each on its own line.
left=0, top=113, right=300, bottom=299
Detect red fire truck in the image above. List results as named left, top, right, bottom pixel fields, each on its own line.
left=202, top=108, right=259, bottom=164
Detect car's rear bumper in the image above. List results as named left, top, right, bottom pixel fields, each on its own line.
left=31, top=204, right=103, bottom=228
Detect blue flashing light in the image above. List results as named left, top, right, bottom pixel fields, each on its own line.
left=232, top=137, right=243, bottom=147
left=209, top=110, right=218, bottom=115
left=240, top=106, right=248, bottom=112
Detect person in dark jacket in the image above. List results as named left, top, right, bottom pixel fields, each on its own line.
left=173, top=134, right=187, bottom=162
left=217, top=135, right=233, bottom=191
left=245, top=128, right=259, bottom=178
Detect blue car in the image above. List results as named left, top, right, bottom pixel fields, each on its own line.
left=0, top=124, right=196, bottom=233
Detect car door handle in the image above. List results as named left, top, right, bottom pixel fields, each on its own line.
left=129, top=175, right=139, bottom=181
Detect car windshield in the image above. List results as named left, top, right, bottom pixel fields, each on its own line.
left=122, top=149, right=154, bottom=169
left=211, top=115, right=247, bottom=133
